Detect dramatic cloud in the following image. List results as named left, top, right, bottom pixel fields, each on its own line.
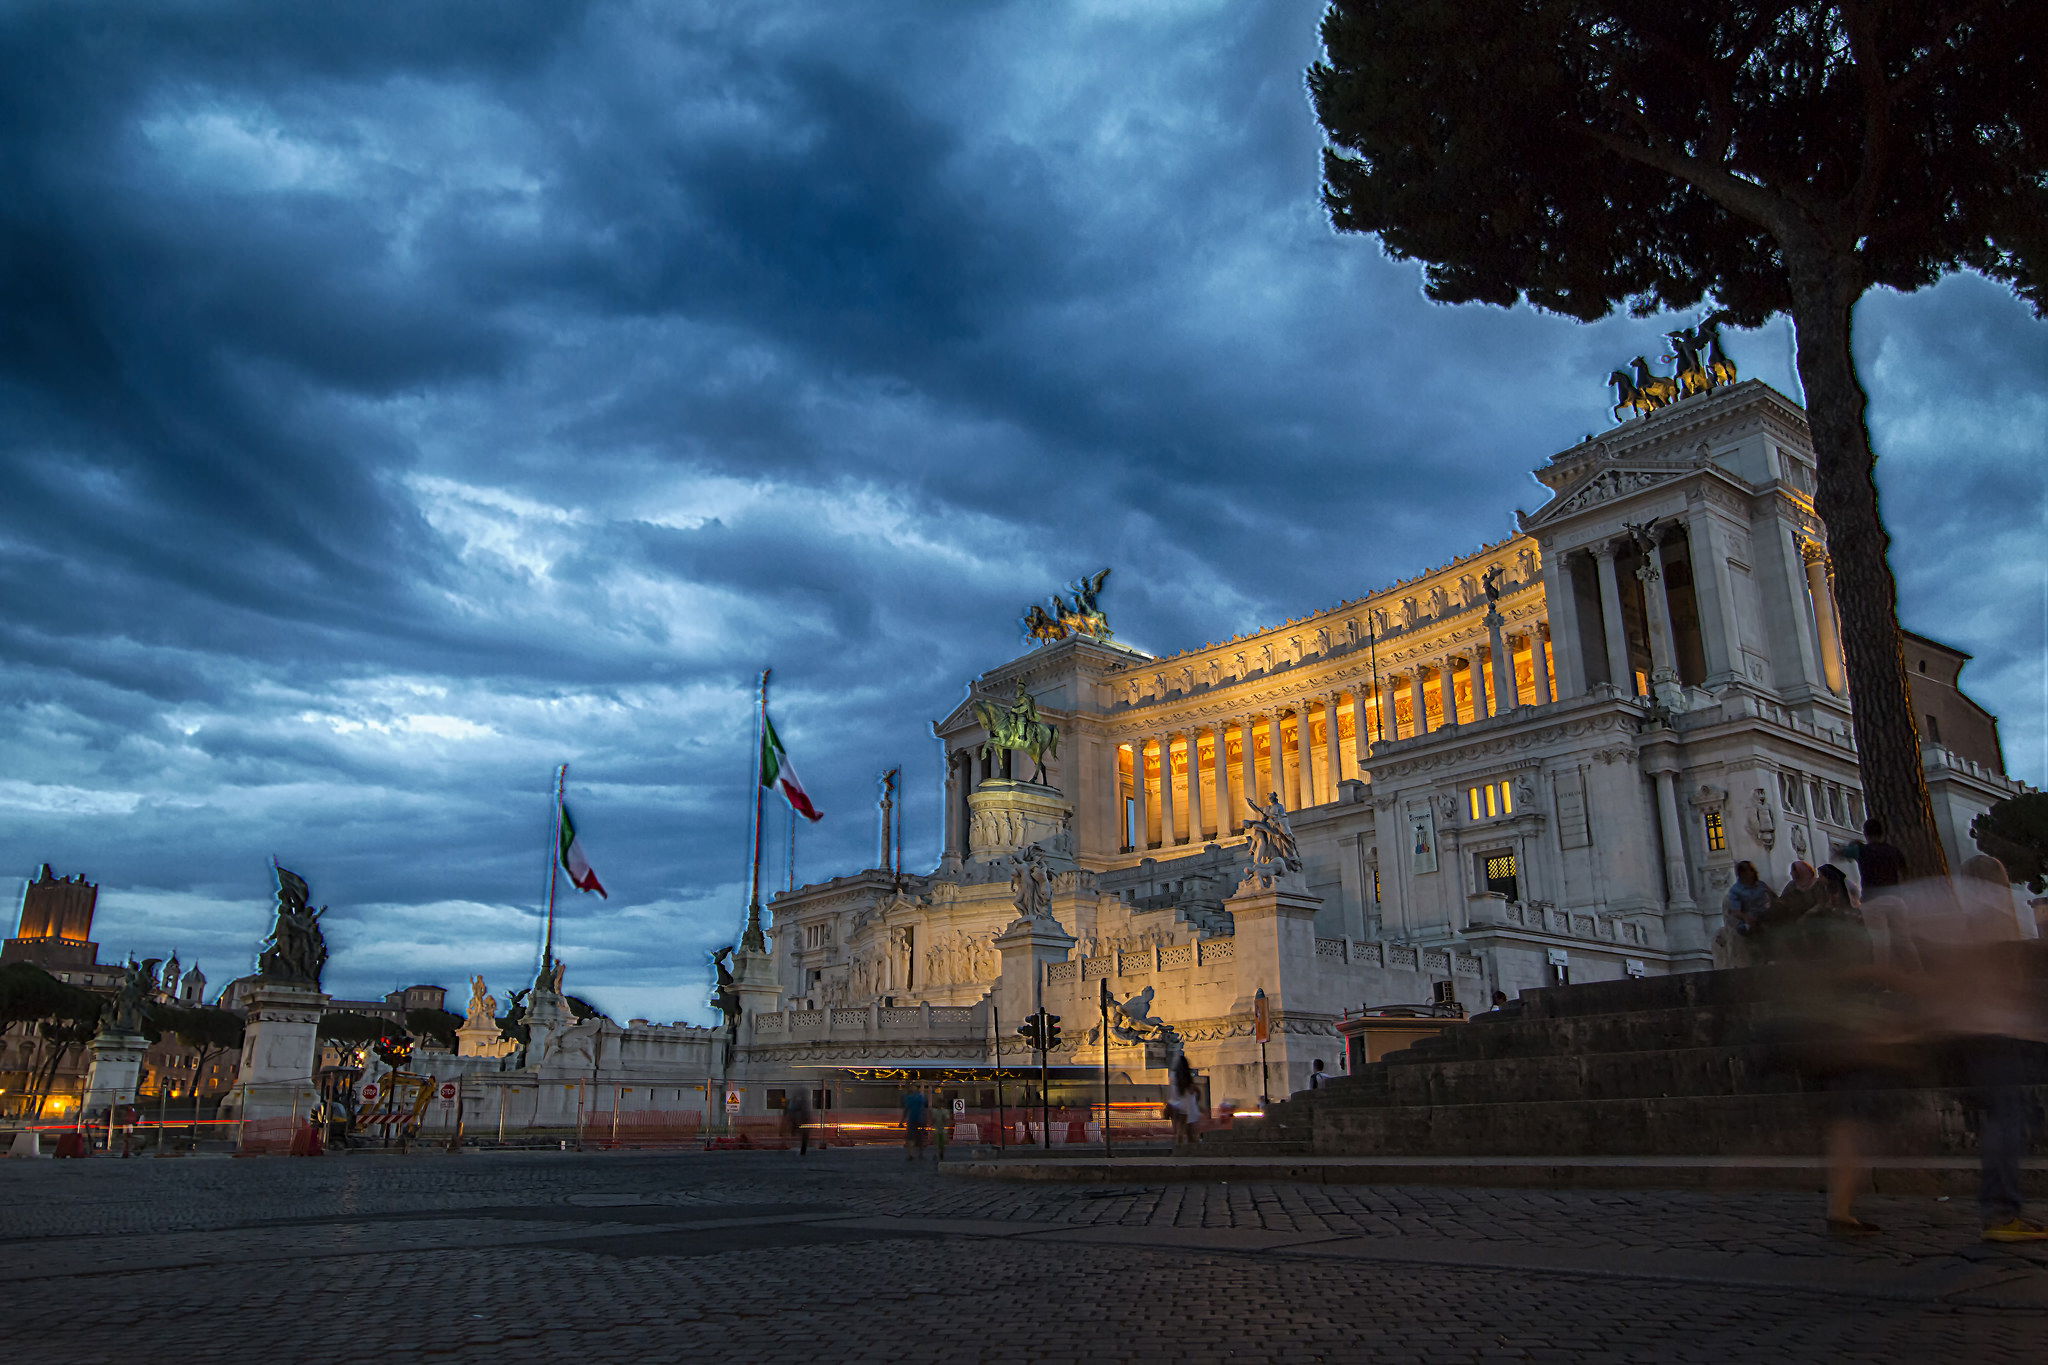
left=2, top=1, right=2041, bottom=1022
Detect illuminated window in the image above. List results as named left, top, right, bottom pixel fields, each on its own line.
left=1480, top=851, right=1518, bottom=899
left=1703, top=811, right=1726, bottom=852
left=1466, top=780, right=1513, bottom=821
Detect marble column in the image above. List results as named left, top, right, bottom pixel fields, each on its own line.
left=1380, top=677, right=1400, bottom=744
left=1132, top=740, right=1152, bottom=849
left=1684, top=512, right=1740, bottom=686
left=1215, top=721, right=1236, bottom=835
left=942, top=750, right=968, bottom=867
left=1488, top=610, right=1519, bottom=711
left=1542, top=551, right=1588, bottom=698
left=1263, top=713, right=1286, bottom=805
left=1593, top=542, right=1633, bottom=693
left=1159, top=732, right=1180, bottom=846
left=1531, top=626, right=1554, bottom=704
left=1238, top=717, right=1257, bottom=822
left=1409, top=669, right=1428, bottom=737
left=1652, top=767, right=1698, bottom=911
left=1637, top=539, right=1680, bottom=693
left=1326, top=690, right=1345, bottom=794
left=1296, top=707, right=1318, bottom=807
left=1187, top=728, right=1207, bottom=842
left=1802, top=542, right=1846, bottom=695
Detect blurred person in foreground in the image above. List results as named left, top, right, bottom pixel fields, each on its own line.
left=1167, top=1053, right=1201, bottom=1146
left=1761, top=865, right=1915, bottom=1237
left=783, top=1084, right=813, bottom=1157
left=899, top=1086, right=930, bottom=1161
left=1906, top=855, right=2048, bottom=1242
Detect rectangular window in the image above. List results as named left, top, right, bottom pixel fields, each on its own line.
left=1466, top=780, right=1513, bottom=822
left=1501, top=780, right=1513, bottom=815
left=1469, top=787, right=1483, bottom=821
left=1703, top=811, right=1726, bottom=852
left=1480, top=851, right=1519, bottom=900
left=1484, top=784, right=1498, bottom=818
left=766, top=1089, right=788, bottom=1111
left=1926, top=713, right=1941, bottom=744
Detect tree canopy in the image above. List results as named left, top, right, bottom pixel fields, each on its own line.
left=1311, top=0, right=2047, bottom=877
left=318, top=1011, right=388, bottom=1045
left=404, top=1006, right=464, bottom=1051
left=1974, top=792, right=2048, bottom=893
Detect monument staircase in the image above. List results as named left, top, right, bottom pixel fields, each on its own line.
left=1202, top=968, right=2048, bottom=1160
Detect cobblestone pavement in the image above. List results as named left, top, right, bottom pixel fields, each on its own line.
left=4, top=1149, right=2046, bottom=1363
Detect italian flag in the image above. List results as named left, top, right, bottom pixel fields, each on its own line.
left=558, top=801, right=607, bottom=897
left=762, top=713, right=822, bottom=822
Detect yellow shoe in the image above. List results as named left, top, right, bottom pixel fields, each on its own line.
left=1982, top=1218, right=2048, bottom=1243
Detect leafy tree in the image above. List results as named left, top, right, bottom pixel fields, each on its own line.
left=1973, top=792, right=2048, bottom=893
left=318, top=1011, right=388, bottom=1046
left=0, top=967, right=103, bottom=1118
left=151, top=1004, right=246, bottom=1098
left=1310, top=1, right=2047, bottom=877
left=403, top=1006, right=464, bottom=1051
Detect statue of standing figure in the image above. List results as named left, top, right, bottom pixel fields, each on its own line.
left=1010, top=843, right=1054, bottom=922
left=109, top=958, right=160, bottom=1035
left=465, top=976, right=497, bottom=1028
left=1240, top=792, right=1304, bottom=891
left=256, top=866, right=327, bottom=988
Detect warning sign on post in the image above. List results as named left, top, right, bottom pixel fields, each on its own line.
left=724, top=1087, right=741, bottom=1114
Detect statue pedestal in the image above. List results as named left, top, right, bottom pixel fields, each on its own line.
left=524, top=987, right=571, bottom=1069
left=968, top=780, right=1073, bottom=863
left=993, top=914, right=1077, bottom=1028
left=456, top=1021, right=515, bottom=1059
left=729, top=945, right=782, bottom=1070
left=83, top=1030, right=149, bottom=1115
left=229, top=982, right=329, bottom=1122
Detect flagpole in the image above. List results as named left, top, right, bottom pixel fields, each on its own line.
left=744, top=669, right=769, bottom=952
left=543, top=763, right=566, bottom=979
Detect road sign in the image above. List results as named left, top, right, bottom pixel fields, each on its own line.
left=724, top=1087, right=741, bottom=1113
left=360, top=1082, right=380, bottom=1104
left=1253, top=988, right=1271, bottom=1043
left=439, top=1082, right=458, bottom=1101
left=951, top=1098, right=965, bottom=1116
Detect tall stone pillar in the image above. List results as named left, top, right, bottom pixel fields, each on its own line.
left=1158, top=733, right=1179, bottom=846
left=1649, top=765, right=1697, bottom=913
left=1263, top=713, right=1286, bottom=805
left=1684, top=512, right=1741, bottom=687
left=1530, top=627, right=1554, bottom=704
left=1636, top=539, right=1683, bottom=707
left=1542, top=552, right=1588, bottom=698
left=1593, top=543, right=1633, bottom=693
left=728, top=944, right=782, bottom=1065
left=941, top=750, right=967, bottom=870
left=1131, top=739, right=1151, bottom=850
left=1487, top=609, right=1519, bottom=711
left=1238, top=717, right=1257, bottom=817
left=1381, top=677, right=1401, bottom=744
left=1801, top=542, right=1846, bottom=695
left=1186, top=729, right=1207, bottom=843
left=1408, top=670, right=1428, bottom=738
left=1325, top=691, right=1345, bottom=794
left=1215, top=722, right=1236, bottom=836
left=1296, top=707, right=1317, bottom=807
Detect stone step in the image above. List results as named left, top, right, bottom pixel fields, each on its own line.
left=1309, top=1085, right=2048, bottom=1159
left=945, top=1152, right=2048, bottom=1196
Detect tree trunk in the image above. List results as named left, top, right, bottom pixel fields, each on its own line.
left=1782, top=247, right=1949, bottom=878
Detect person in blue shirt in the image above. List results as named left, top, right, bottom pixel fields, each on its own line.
left=900, top=1087, right=930, bottom=1160
left=1720, top=860, right=1775, bottom=967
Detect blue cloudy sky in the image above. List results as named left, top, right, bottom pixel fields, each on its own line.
left=3, top=1, right=2042, bottom=1024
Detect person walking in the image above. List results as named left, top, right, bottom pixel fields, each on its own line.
left=783, top=1085, right=814, bottom=1157
left=1167, top=1054, right=1201, bottom=1147
left=899, top=1086, right=930, bottom=1161
left=1913, top=855, right=2048, bottom=1242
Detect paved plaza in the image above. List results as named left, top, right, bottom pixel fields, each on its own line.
left=4, top=1149, right=2046, bottom=1363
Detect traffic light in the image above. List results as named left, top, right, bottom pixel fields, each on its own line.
left=1042, top=1012, right=1062, bottom=1051
left=1016, top=1016, right=1043, bottom=1051
left=373, top=1033, right=414, bottom=1070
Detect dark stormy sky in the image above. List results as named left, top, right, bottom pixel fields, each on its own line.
left=3, top=2, right=2042, bottom=1024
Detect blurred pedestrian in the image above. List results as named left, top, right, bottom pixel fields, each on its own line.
left=1913, top=855, right=2048, bottom=1242
left=1307, top=1058, right=1330, bottom=1090
left=900, top=1086, right=929, bottom=1160
left=1167, top=1054, right=1201, bottom=1145
left=1719, top=861, right=1774, bottom=967
left=1849, top=818, right=1908, bottom=894
left=1762, top=882, right=1914, bottom=1237
left=783, top=1085, right=813, bottom=1157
